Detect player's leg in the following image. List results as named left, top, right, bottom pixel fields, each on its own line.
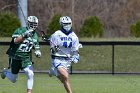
left=49, top=58, right=71, bottom=77
left=50, top=58, right=72, bottom=93
left=57, top=67, right=72, bottom=93
left=23, top=65, right=34, bottom=93
left=1, top=58, right=12, bottom=79
left=1, top=58, right=20, bottom=83
left=22, top=59, right=34, bottom=93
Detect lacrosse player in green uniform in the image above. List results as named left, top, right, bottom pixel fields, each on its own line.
left=1, top=16, right=41, bottom=93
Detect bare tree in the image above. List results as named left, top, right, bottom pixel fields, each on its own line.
left=2, top=0, right=140, bottom=37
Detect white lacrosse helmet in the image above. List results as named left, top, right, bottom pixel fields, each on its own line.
left=27, top=16, right=38, bottom=30
left=59, top=16, right=72, bottom=32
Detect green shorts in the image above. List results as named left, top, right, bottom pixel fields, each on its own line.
left=10, top=58, right=32, bottom=74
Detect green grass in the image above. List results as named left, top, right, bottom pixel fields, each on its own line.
left=0, top=74, right=140, bottom=93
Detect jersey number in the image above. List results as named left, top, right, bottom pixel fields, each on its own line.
left=19, top=40, right=33, bottom=52
left=63, top=42, right=72, bottom=48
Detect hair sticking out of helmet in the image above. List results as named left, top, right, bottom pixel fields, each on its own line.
left=27, top=16, right=38, bottom=30
left=59, top=16, right=72, bottom=33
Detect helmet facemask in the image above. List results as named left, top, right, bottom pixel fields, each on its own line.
left=27, top=16, right=38, bottom=31
left=62, top=23, right=72, bottom=32
left=27, top=21, right=38, bottom=30
left=59, top=16, right=72, bottom=33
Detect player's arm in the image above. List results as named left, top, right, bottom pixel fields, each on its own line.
left=12, top=28, right=24, bottom=44
left=34, top=34, right=41, bottom=58
left=14, top=36, right=25, bottom=44
left=70, top=37, right=82, bottom=63
left=70, top=50, right=80, bottom=64
left=49, top=33, right=59, bottom=54
left=13, top=28, right=33, bottom=44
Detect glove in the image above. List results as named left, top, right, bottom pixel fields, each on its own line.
left=70, top=55, right=80, bottom=64
left=51, top=45, right=60, bottom=54
left=42, top=35, right=48, bottom=41
left=22, top=29, right=33, bottom=38
left=42, top=35, right=50, bottom=41
left=34, top=50, right=41, bottom=58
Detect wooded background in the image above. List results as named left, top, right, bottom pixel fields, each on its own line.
left=1, top=0, right=140, bottom=37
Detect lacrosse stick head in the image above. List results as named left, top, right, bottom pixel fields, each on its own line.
left=41, top=31, right=51, bottom=41
left=27, top=16, right=38, bottom=31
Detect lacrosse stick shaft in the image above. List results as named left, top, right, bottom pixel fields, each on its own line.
left=17, top=0, right=38, bottom=49
left=17, top=0, right=27, bottom=26
left=40, top=31, right=82, bottom=61
left=40, top=31, right=71, bottom=58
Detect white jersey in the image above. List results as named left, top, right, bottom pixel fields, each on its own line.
left=50, top=30, right=79, bottom=57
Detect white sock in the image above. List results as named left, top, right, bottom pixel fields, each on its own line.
left=23, top=66, right=34, bottom=89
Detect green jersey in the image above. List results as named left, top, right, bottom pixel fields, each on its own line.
left=7, top=27, right=40, bottom=59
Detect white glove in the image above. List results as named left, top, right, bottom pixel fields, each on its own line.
left=70, top=55, right=80, bottom=64
left=22, top=29, right=33, bottom=38
left=34, top=50, right=41, bottom=58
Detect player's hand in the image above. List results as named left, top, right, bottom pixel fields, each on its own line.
left=70, top=55, right=79, bottom=64
left=22, top=29, right=33, bottom=38
left=51, top=45, right=60, bottom=54
left=54, top=45, right=60, bottom=51
left=42, top=35, right=49, bottom=41
left=34, top=50, right=41, bottom=58
left=42, top=36, right=47, bottom=41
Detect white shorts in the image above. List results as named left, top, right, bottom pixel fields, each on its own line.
left=50, top=58, right=71, bottom=76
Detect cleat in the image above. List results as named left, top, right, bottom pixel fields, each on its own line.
left=1, top=68, right=7, bottom=79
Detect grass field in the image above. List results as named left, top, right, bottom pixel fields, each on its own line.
left=0, top=74, right=140, bottom=93
left=1, top=37, right=140, bottom=93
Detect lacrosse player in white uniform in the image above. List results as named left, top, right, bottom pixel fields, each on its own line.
left=48, top=16, right=82, bottom=93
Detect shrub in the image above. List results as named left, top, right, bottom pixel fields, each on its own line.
left=80, top=16, right=104, bottom=37
left=47, top=14, right=61, bottom=35
left=130, top=21, right=140, bottom=37
left=0, top=12, right=21, bottom=37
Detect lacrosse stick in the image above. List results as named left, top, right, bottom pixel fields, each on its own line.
left=40, top=31, right=71, bottom=58
left=40, top=31, right=83, bottom=60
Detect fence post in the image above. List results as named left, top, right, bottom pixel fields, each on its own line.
left=112, top=45, right=115, bottom=75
